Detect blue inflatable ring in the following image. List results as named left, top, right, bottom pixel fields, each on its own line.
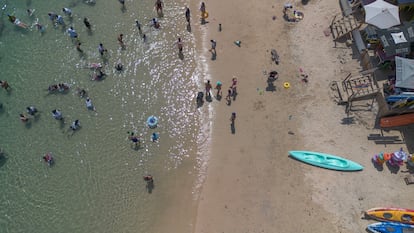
left=147, top=116, right=158, bottom=128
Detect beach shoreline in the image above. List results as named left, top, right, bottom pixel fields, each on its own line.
left=192, top=0, right=412, bottom=233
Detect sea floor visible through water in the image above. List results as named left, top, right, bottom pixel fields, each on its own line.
left=0, top=0, right=208, bottom=232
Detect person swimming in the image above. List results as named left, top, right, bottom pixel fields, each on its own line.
left=26, top=106, right=38, bottom=116
left=43, top=153, right=54, bottom=166
left=115, top=62, right=123, bottom=71
left=70, top=120, right=80, bottom=131
left=86, top=98, right=95, bottom=111
left=19, top=113, right=29, bottom=123
left=67, top=27, right=78, bottom=38
left=7, top=14, right=28, bottom=29
left=151, top=133, right=159, bottom=142
left=52, top=109, right=63, bottom=120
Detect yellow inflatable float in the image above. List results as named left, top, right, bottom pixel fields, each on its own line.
left=201, top=11, right=209, bottom=19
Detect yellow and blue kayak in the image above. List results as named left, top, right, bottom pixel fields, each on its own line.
left=289, top=151, right=363, bottom=171
left=365, top=208, right=414, bottom=225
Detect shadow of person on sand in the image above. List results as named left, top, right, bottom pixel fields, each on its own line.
left=186, top=23, right=191, bottom=33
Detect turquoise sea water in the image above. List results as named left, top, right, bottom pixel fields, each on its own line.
left=0, top=0, right=205, bottom=232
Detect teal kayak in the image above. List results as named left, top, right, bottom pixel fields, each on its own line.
left=289, top=151, right=363, bottom=171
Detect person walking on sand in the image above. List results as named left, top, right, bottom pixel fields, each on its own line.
left=209, top=39, right=216, bottom=54
left=226, top=88, right=232, bottom=105
left=200, top=2, right=206, bottom=15
left=205, top=80, right=212, bottom=99
left=200, top=2, right=206, bottom=24
left=230, top=112, right=236, bottom=134
left=215, top=81, right=222, bottom=98
left=231, top=77, right=237, bottom=96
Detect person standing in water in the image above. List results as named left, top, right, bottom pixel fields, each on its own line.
left=84, top=17, right=92, bottom=29
left=135, top=20, right=142, bottom=34
left=154, top=0, right=164, bottom=15
left=118, top=34, right=125, bottom=49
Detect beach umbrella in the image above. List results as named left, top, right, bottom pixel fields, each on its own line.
left=364, top=0, right=400, bottom=29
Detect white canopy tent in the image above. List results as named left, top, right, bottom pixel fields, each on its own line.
left=395, top=56, right=414, bottom=89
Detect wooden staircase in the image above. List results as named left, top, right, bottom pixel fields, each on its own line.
left=330, top=14, right=362, bottom=41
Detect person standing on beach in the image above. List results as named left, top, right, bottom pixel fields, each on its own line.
left=230, top=112, right=236, bottom=134
left=200, top=2, right=207, bottom=24
left=205, top=80, right=212, bottom=99
left=215, top=81, right=222, bottom=98
left=231, top=77, right=237, bottom=98
left=119, top=0, right=125, bottom=6
left=200, top=2, right=206, bottom=15
left=210, top=39, right=216, bottom=54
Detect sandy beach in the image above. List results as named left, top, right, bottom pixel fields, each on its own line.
left=192, top=0, right=413, bottom=233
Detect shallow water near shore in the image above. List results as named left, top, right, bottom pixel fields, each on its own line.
left=0, top=0, right=205, bottom=232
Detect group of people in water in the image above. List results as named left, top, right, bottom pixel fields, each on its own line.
left=1, top=0, right=216, bottom=189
